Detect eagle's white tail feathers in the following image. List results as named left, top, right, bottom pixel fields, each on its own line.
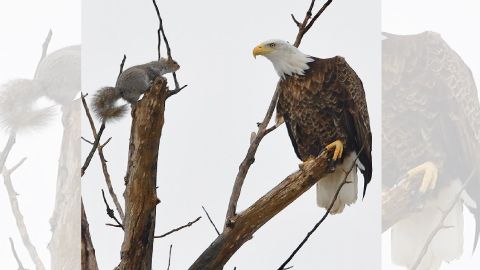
left=316, top=152, right=358, bottom=214
left=391, top=179, right=464, bottom=270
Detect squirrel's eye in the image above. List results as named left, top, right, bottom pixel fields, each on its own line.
left=269, top=43, right=276, bottom=48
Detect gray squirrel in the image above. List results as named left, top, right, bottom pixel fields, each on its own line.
left=92, top=57, right=180, bottom=121
left=0, top=45, right=80, bottom=132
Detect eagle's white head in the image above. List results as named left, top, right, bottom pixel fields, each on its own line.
left=253, top=39, right=314, bottom=79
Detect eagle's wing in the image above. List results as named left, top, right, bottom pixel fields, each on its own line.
left=276, top=58, right=342, bottom=161
left=336, top=57, right=373, bottom=197
left=429, top=35, right=480, bottom=251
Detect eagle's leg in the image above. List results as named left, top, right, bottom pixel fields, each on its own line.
left=325, top=140, right=344, bottom=161
left=275, top=115, right=285, bottom=128
left=407, top=161, right=438, bottom=193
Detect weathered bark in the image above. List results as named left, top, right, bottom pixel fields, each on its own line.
left=189, top=152, right=330, bottom=270
left=49, top=100, right=81, bottom=270
left=382, top=176, right=424, bottom=232
left=81, top=200, right=99, bottom=270
left=115, top=77, right=168, bottom=270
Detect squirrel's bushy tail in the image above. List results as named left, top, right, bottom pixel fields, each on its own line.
left=92, top=87, right=128, bottom=122
left=0, top=79, right=54, bottom=132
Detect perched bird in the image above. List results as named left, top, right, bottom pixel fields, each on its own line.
left=253, top=39, right=372, bottom=214
left=383, top=31, right=479, bottom=269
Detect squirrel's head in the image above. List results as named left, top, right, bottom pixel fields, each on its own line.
left=159, top=57, right=180, bottom=73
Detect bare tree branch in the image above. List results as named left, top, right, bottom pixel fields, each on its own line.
left=224, top=84, right=282, bottom=226
left=190, top=152, right=331, bottom=269
left=81, top=75, right=125, bottom=221
left=80, top=112, right=105, bottom=177
left=119, top=54, right=127, bottom=79
left=166, top=244, right=173, bottom=270
left=293, top=0, right=333, bottom=47
left=81, top=54, right=127, bottom=179
left=34, top=29, right=52, bottom=78
left=278, top=147, right=362, bottom=269
left=410, top=170, right=476, bottom=270
left=102, top=189, right=124, bottom=230
left=9, top=238, right=28, bottom=270
left=382, top=174, right=425, bottom=232
left=202, top=206, right=220, bottom=236
left=155, top=216, right=201, bottom=238
left=81, top=137, right=94, bottom=145
left=152, top=0, right=187, bottom=97
left=0, top=132, right=16, bottom=171
left=3, top=162, right=46, bottom=270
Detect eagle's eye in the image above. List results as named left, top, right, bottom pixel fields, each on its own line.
left=269, top=43, right=276, bottom=48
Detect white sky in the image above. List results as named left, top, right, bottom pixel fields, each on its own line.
left=382, top=0, right=480, bottom=269
left=82, top=0, right=380, bottom=269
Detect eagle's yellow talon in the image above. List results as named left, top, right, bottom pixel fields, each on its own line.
left=407, top=161, right=438, bottom=193
left=325, top=140, right=344, bottom=161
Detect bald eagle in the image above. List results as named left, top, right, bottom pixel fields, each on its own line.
left=253, top=39, right=372, bottom=214
left=383, top=31, right=480, bottom=270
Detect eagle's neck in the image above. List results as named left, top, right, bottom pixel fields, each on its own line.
left=266, top=48, right=314, bottom=79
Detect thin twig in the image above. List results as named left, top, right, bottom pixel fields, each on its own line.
left=291, top=14, right=301, bottom=27
left=152, top=0, right=187, bottom=97
left=9, top=238, right=27, bottom=270
left=224, top=84, right=282, bottom=226
left=278, top=146, right=363, bottom=269
left=34, top=29, right=53, bottom=77
left=80, top=121, right=105, bottom=177
left=8, top=158, right=27, bottom=174
left=167, top=244, right=173, bottom=270
left=0, top=133, right=16, bottom=171
left=80, top=55, right=126, bottom=220
left=155, top=216, right=202, bottom=238
left=3, top=162, right=46, bottom=270
left=410, top=170, right=476, bottom=270
left=100, top=137, right=112, bottom=148
left=202, top=206, right=221, bottom=236
left=152, top=0, right=162, bottom=60
left=101, top=189, right=124, bottom=230
left=293, top=0, right=334, bottom=47
left=118, top=54, right=127, bottom=79
left=106, top=223, right=123, bottom=228
left=81, top=137, right=94, bottom=145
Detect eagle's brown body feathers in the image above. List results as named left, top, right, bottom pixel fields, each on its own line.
left=277, top=56, right=372, bottom=196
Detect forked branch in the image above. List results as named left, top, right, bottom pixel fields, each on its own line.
left=190, top=152, right=331, bottom=269
left=293, top=0, right=333, bottom=47
left=152, top=0, right=187, bottom=97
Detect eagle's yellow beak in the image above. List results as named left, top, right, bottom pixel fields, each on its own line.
left=253, top=45, right=273, bottom=58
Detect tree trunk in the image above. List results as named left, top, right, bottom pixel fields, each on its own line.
left=115, top=77, right=168, bottom=270
left=81, top=200, right=99, bottom=270
left=49, top=100, right=81, bottom=270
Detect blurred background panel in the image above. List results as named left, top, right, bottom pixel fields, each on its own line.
left=0, top=0, right=80, bottom=269
left=382, top=0, right=480, bottom=269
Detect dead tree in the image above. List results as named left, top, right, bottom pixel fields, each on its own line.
left=114, top=77, right=167, bottom=269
